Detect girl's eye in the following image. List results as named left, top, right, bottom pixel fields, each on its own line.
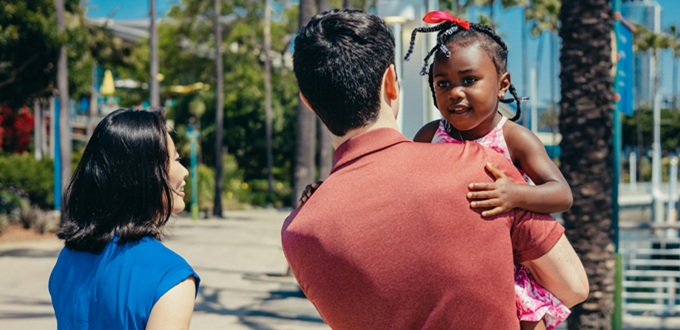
left=463, top=77, right=477, bottom=85
left=436, top=81, right=450, bottom=88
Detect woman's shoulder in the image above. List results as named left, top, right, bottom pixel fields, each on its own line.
left=126, top=237, right=189, bottom=264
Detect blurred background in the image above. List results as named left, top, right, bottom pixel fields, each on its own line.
left=2, top=0, right=680, bottom=328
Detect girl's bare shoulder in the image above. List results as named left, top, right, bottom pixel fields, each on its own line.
left=413, top=120, right=441, bottom=142
left=502, top=120, right=546, bottom=159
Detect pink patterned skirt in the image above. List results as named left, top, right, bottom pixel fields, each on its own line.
left=515, top=265, right=570, bottom=329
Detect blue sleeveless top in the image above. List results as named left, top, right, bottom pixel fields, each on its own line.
left=49, top=236, right=200, bottom=330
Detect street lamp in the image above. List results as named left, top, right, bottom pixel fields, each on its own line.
left=377, top=0, right=439, bottom=139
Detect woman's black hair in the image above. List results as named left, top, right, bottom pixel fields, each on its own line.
left=59, top=108, right=174, bottom=253
left=405, top=20, right=524, bottom=121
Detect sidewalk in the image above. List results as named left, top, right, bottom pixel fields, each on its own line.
left=0, top=210, right=329, bottom=330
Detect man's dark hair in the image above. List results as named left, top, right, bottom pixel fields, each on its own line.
left=59, top=108, right=174, bottom=253
left=405, top=21, right=523, bottom=121
left=293, top=9, right=395, bottom=136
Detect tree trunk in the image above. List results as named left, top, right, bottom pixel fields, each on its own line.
left=149, top=0, right=160, bottom=108
left=33, top=99, right=42, bottom=160
left=55, top=0, right=71, bottom=209
left=316, top=0, right=333, bottom=179
left=293, top=0, right=317, bottom=204
left=213, top=0, right=225, bottom=217
left=559, top=1, right=615, bottom=329
left=343, top=0, right=351, bottom=8
left=264, top=0, right=274, bottom=195
left=673, top=55, right=678, bottom=110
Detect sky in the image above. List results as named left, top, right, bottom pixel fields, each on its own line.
left=85, top=0, right=680, bottom=103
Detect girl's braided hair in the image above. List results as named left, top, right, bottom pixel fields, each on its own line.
left=404, top=19, right=525, bottom=121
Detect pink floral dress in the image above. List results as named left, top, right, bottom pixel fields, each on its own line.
left=432, top=117, right=570, bottom=329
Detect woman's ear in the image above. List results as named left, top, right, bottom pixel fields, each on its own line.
left=498, top=72, right=511, bottom=98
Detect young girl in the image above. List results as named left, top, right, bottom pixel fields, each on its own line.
left=406, top=11, right=574, bottom=330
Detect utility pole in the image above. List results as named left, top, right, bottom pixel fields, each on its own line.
left=55, top=0, right=70, bottom=213
left=213, top=0, right=225, bottom=217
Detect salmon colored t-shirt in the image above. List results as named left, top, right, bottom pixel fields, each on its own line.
left=282, top=128, right=564, bottom=330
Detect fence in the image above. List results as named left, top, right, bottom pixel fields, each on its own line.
left=621, top=222, right=680, bottom=316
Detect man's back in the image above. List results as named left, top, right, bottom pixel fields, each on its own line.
left=282, top=128, right=563, bottom=329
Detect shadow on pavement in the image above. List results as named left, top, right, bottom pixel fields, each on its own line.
left=194, top=275, right=324, bottom=329
left=0, top=312, right=55, bottom=319
left=0, top=249, right=59, bottom=258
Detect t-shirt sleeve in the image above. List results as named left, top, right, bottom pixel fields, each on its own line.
left=511, top=208, right=565, bottom=263
left=153, top=256, right=201, bottom=304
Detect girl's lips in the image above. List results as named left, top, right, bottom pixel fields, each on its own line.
left=448, top=107, right=470, bottom=115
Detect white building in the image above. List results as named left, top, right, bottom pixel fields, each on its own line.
left=622, top=0, right=662, bottom=109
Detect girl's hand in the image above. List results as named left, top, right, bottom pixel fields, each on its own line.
left=298, top=180, right=324, bottom=206
left=467, top=162, right=519, bottom=217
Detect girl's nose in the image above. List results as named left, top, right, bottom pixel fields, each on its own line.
left=449, top=86, right=464, bottom=101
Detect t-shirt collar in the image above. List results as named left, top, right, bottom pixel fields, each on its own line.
left=331, top=128, right=411, bottom=174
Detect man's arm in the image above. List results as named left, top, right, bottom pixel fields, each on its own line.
left=520, top=235, right=589, bottom=307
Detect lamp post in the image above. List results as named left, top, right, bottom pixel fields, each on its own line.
left=377, top=0, right=439, bottom=138
left=188, top=120, right=199, bottom=220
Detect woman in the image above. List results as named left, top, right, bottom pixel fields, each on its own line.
left=49, top=109, right=198, bottom=330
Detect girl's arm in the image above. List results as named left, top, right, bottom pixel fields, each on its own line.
left=468, top=122, right=572, bottom=216
left=413, top=120, right=440, bottom=143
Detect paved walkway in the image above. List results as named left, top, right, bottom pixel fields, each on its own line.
left=0, top=210, right=329, bottom=330
left=2, top=209, right=680, bottom=329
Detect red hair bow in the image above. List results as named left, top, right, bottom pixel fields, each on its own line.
left=422, top=11, right=470, bottom=30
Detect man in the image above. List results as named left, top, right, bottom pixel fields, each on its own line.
left=282, top=9, right=588, bottom=329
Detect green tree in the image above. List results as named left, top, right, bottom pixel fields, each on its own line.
left=559, top=0, right=615, bottom=328
left=143, top=0, right=300, bottom=206
left=0, top=0, right=69, bottom=106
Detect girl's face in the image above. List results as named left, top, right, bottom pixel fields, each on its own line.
left=431, top=42, right=510, bottom=140
left=166, top=134, right=189, bottom=214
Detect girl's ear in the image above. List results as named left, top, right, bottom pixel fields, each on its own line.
left=498, top=72, right=511, bottom=98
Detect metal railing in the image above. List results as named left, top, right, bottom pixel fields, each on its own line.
left=621, top=222, right=680, bottom=316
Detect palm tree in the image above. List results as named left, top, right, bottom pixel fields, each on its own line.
left=666, top=24, right=680, bottom=110
left=264, top=0, right=274, bottom=195
left=55, top=0, right=71, bottom=209
left=317, top=0, right=333, bottom=179
left=559, top=0, right=615, bottom=328
left=213, top=0, right=225, bottom=217
left=293, top=0, right=317, bottom=204
left=149, top=0, right=160, bottom=107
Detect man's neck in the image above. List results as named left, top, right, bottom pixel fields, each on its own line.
left=331, top=108, right=400, bottom=149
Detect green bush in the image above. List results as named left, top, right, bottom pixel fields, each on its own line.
left=0, top=153, right=53, bottom=209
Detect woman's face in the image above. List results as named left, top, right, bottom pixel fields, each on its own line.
left=166, top=134, right=189, bottom=214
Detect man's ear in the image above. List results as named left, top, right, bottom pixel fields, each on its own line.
left=498, top=72, right=511, bottom=98
left=299, top=92, right=315, bottom=114
left=383, top=64, right=399, bottom=101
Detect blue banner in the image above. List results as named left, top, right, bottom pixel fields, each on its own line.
left=616, top=20, right=634, bottom=116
